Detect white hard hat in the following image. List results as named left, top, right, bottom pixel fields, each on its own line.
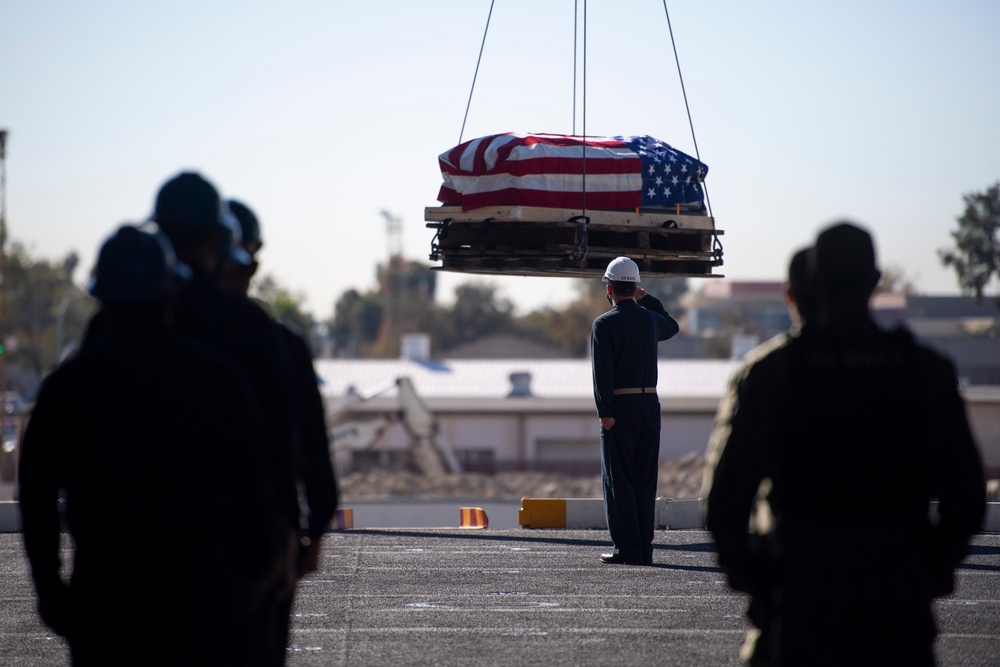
left=603, top=256, right=641, bottom=283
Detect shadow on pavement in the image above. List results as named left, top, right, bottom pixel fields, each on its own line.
left=336, top=528, right=723, bottom=571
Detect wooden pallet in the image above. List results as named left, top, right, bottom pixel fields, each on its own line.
left=425, top=206, right=724, bottom=279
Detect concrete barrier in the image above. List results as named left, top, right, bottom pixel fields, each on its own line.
left=459, top=507, right=489, bottom=529
left=517, top=498, right=568, bottom=529
left=516, top=497, right=609, bottom=529
left=326, top=505, right=490, bottom=530
left=658, top=498, right=705, bottom=529
left=3, top=499, right=999, bottom=533
left=518, top=497, right=706, bottom=530
left=518, top=498, right=1000, bottom=533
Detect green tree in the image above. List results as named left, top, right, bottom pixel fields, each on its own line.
left=875, top=265, right=916, bottom=295
left=329, top=288, right=384, bottom=358
left=643, top=277, right=689, bottom=316
left=517, top=276, right=689, bottom=357
left=437, top=283, right=517, bottom=351
left=1, top=243, right=93, bottom=393
left=328, top=256, right=438, bottom=359
left=371, top=257, right=438, bottom=358
left=250, top=272, right=313, bottom=337
left=325, top=260, right=688, bottom=359
left=523, top=279, right=608, bottom=357
left=377, top=258, right=437, bottom=311
left=939, top=182, right=1000, bottom=304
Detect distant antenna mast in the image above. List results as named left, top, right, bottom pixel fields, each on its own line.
left=381, top=209, right=403, bottom=262
left=380, top=209, right=404, bottom=332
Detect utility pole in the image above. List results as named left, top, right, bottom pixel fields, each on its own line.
left=0, top=130, right=8, bottom=479
left=380, top=209, right=403, bottom=261
left=380, top=209, right=403, bottom=339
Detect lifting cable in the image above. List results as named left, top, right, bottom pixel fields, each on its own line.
left=661, top=0, right=723, bottom=260
left=580, top=0, right=588, bottom=217
left=457, top=1, right=721, bottom=264
left=572, top=0, right=578, bottom=136
left=571, top=0, right=591, bottom=261
left=458, top=0, right=496, bottom=146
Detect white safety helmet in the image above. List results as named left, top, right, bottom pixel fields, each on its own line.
left=602, top=256, right=641, bottom=283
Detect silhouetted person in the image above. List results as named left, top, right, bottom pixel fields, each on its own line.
left=19, top=226, right=281, bottom=666
left=147, top=173, right=302, bottom=666
left=591, top=257, right=679, bottom=565
left=704, top=246, right=817, bottom=492
left=701, top=246, right=817, bottom=665
left=227, top=198, right=340, bottom=660
left=706, top=222, right=986, bottom=666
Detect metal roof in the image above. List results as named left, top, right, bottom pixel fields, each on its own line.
left=315, top=358, right=742, bottom=401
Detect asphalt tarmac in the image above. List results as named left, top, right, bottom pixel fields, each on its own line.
left=2, top=530, right=998, bottom=666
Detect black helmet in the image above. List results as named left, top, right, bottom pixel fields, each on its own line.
left=87, top=225, right=192, bottom=305
left=227, top=199, right=263, bottom=255
left=150, top=171, right=230, bottom=230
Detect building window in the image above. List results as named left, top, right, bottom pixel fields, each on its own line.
left=349, top=449, right=410, bottom=473
left=534, top=439, right=601, bottom=476
left=455, top=449, right=495, bottom=474
left=754, top=305, right=792, bottom=332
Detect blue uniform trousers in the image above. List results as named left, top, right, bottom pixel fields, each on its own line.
left=600, top=394, right=661, bottom=562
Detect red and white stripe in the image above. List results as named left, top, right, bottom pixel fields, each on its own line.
left=438, top=133, right=643, bottom=211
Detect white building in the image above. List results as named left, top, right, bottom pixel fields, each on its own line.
left=316, top=358, right=738, bottom=475
left=316, top=352, right=1000, bottom=477
left=315, top=356, right=1000, bottom=478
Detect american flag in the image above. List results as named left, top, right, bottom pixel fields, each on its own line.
left=437, top=133, right=709, bottom=211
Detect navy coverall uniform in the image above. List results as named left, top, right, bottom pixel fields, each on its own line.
left=591, top=294, right=679, bottom=563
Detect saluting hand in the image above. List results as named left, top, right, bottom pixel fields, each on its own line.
left=633, top=286, right=647, bottom=300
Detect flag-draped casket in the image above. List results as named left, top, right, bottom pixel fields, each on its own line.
left=426, top=132, right=723, bottom=279
left=437, top=133, right=709, bottom=212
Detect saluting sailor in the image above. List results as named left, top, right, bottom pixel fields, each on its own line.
left=591, top=257, right=679, bottom=565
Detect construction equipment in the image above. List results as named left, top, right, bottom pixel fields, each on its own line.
left=328, top=377, right=462, bottom=477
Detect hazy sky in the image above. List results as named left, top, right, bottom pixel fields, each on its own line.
left=3, top=1, right=998, bottom=316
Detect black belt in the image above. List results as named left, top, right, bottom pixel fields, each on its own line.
left=613, top=387, right=657, bottom=395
